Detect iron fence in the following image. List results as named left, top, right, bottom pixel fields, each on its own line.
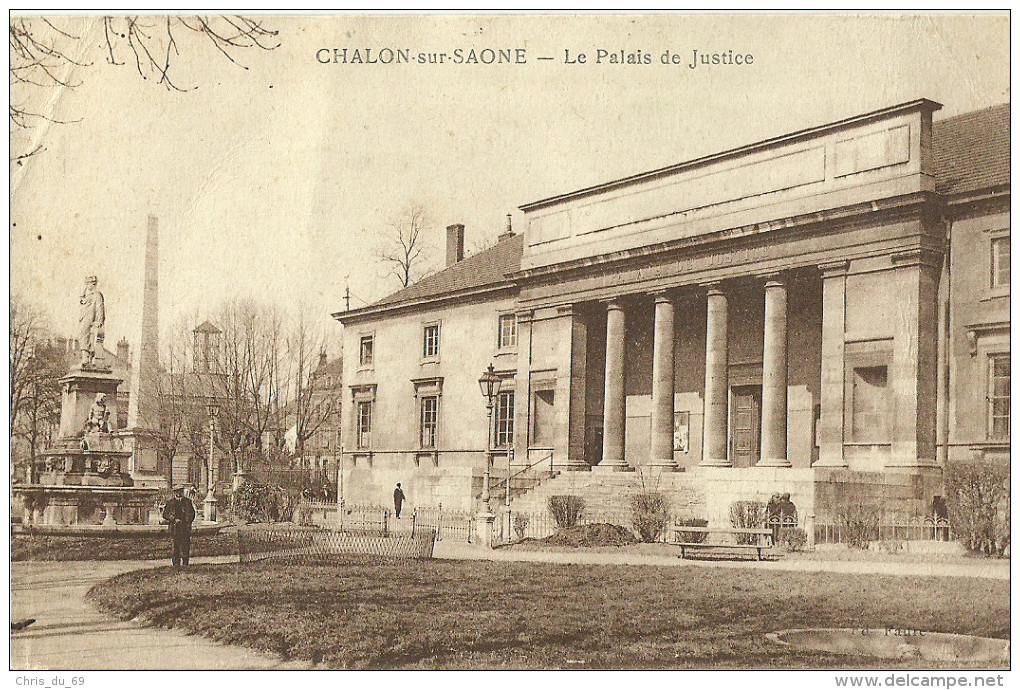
left=237, top=526, right=436, bottom=564
left=813, top=516, right=953, bottom=545
left=412, top=506, right=474, bottom=543
left=502, top=509, right=651, bottom=542
left=337, top=503, right=396, bottom=534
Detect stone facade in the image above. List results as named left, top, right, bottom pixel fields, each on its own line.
left=335, top=100, right=1009, bottom=524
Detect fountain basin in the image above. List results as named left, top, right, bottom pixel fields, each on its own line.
left=12, top=522, right=226, bottom=537
left=768, top=628, right=1009, bottom=664
left=14, top=485, right=159, bottom=527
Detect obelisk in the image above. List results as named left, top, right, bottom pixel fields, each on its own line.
left=123, top=215, right=162, bottom=484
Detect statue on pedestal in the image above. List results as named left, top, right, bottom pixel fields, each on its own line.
left=78, top=275, right=106, bottom=369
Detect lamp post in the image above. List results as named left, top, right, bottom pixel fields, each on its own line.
left=477, top=364, right=503, bottom=546
left=204, top=402, right=220, bottom=523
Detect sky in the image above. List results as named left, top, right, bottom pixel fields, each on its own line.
left=9, top=13, right=1011, bottom=356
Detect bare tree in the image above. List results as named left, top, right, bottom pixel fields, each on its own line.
left=140, top=319, right=208, bottom=487
left=205, top=299, right=285, bottom=477
left=10, top=296, right=63, bottom=481
left=285, top=305, right=343, bottom=463
left=10, top=15, right=278, bottom=159
left=374, top=203, right=436, bottom=288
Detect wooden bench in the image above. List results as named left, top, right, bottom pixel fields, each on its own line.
left=671, top=525, right=775, bottom=561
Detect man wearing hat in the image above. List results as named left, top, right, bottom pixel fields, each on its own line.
left=162, top=484, right=197, bottom=567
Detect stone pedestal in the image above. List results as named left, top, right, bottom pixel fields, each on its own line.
left=203, top=493, right=219, bottom=523
left=57, top=368, right=123, bottom=441
left=475, top=511, right=495, bottom=548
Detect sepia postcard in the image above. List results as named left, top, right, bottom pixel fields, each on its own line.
left=8, top=12, right=1011, bottom=686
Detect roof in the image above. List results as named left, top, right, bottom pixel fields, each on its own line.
left=193, top=320, right=221, bottom=334
left=933, top=102, right=1010, bottom=197
left=354, top=232, right=524, bottom=312
left=344, top=102, right=1007, bottom=315
left=314, top=356, right=344, bottom=378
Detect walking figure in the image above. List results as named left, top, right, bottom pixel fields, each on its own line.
left=162, top=484, right=196, bottom=567
left=393, top=482, right=406, bottom=519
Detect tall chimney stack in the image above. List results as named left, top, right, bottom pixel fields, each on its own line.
left=446, top=223, right=465, bottom=267
left=499, top=213, right=515, bottom=240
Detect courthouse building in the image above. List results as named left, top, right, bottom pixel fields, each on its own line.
left=335, top=99, right=1009, bottom=524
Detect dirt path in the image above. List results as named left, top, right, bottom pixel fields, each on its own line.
left=10, top=558, right=312, bottom=670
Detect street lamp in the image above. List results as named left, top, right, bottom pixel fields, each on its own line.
left=204, top=402, right=220, bottom=522
left=477, top=364, right=503, bottom=508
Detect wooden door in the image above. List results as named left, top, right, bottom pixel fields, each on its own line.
left=730, top=386, right=761, bottom=468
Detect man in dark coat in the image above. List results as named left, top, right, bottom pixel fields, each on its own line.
left=393, top=483, right=406, bottom=519
left=162, top=484, right=196, bottom=567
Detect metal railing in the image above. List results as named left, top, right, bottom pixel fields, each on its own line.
left=500, top=508, right=649, bottom=542
left=237, top=525, right=436, bottom=564
left=813, top=516, right=953, bottom=545
left=412, top=505, right=475, bottom=542
left=483, top=452, right=555, bottom=502
left=337, top=503, right=397, bottom=534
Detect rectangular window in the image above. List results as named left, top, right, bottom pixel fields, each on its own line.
left=495, top=390, right=515, bottom=447
left=422, top=323, right=440, bottom=359
left=356, top=401, right=373, bottom=449
left=531, top=389, right=555, bottom=446
left=991, top=236, right=1010, bottom=287
left=989, top=355, right=1010, bottom=439
left=850, top=366, right=889, bottom=442
left=359, top=335, right=374, bottom=367
left=498, top=314, right=518, bottom=349
left=420, top=396, right=439, bottom=449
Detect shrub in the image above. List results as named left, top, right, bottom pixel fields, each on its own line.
left=513, top=513, right=530, bottom=541
left=548, top=495, right=585, bottom=529
left=946, top=461, right=1010, bottom=556
left=835, top=501, right=880, bottom=549
left=631, top=492, right=670, bottom=543
left=674, top=518, right=709, bottom=544
left=878, top=539, right=903, bottom=554
left=778, top=527, right=807, bottom=552
left=729, top=500, right=767, bottom=544
left=232, top=481, right=291, bottom=523
left=541, top=523, right=637, bottom=548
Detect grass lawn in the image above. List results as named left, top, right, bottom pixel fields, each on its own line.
left=11, top=529, right=241, bottom=561
left=87, top=555, right=1009, bottom=670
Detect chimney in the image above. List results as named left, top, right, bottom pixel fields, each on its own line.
left=446, top=223, right=465, bottom=267
left=499, top=213, right=515, bottom=240
left=117, top=337, right=130, bottom=363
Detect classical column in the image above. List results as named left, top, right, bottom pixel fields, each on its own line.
left=700, top=285, right=730, bottom=467
left=760, top=277, right=791, bottom=467
left=649, top=292, right=678, bottom=468
left=600, top=299, right=629, bottom=469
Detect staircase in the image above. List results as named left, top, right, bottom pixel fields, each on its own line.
left=485, top=461, right=558, bottom=504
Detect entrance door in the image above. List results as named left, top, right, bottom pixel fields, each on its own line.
left=730, top=385, right=762, bottom=468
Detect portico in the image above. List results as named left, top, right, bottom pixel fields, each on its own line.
left=511, top=99, right=944, bottom=484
